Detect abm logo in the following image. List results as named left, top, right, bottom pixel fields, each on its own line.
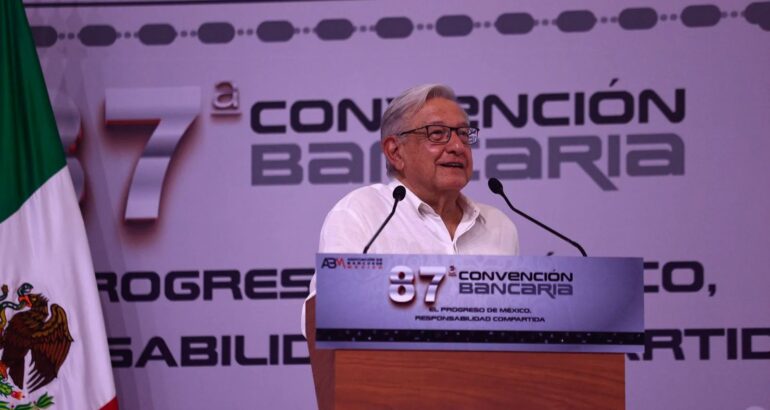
left=321, top=257, right=345, bottom=269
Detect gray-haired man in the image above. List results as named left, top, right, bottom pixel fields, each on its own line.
left=303, top=84, right=519, bottom=335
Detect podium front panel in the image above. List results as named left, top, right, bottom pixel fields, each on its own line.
left=316, top=253, right=644, bottom=353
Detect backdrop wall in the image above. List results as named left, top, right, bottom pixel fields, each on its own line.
left=24, top=0, right=770, bottom=408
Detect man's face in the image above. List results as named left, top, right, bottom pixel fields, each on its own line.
left=395, top=97, right=473, bottom=199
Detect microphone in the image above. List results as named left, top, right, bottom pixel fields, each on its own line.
left=488, top=178, right=587, bottom=257
left=363, top=185, right=407, bottom=254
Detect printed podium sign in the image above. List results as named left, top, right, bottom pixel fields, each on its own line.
left=315, top=253, right=644, bottom=353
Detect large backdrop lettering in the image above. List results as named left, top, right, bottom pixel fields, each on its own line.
left=25, top=0, right=770, bottom=408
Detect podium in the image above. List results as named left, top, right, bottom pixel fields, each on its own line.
left=308, top=254, right=643, bottom=409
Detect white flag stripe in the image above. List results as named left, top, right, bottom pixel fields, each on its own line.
left=0, top=167, right=115, bottom=409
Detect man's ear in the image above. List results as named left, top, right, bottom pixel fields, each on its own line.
left=382, top=135, right=405, bottom=172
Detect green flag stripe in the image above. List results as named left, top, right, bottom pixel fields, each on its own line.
left=0, top=0, right=66, bottom=223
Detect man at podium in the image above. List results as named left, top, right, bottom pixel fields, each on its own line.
left=304, top=85, right=635, bottom=410
left=303, top=84, right=519, bottom=334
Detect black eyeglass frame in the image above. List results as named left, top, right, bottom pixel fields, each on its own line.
left=397, top=124, right=480, bottom=145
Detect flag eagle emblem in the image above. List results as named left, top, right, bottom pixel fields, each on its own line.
left=0, top=283, right=72, bottom=406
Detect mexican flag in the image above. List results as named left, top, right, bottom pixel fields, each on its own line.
left=0, top=1, right=118, bottom=409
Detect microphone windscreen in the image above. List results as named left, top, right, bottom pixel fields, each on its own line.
left=487, top=178, right=504, bottom=195
left=393, top=185, right=406, bottom=201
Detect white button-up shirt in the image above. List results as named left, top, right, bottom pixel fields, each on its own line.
left=319, top=181, right=519, bottom=255
left=302, top=181, right=520, bottom=335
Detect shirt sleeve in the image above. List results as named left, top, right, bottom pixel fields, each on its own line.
left=318, top=207, right=371, bottom=253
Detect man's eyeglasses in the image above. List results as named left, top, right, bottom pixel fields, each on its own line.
left=398, top=125, right=480, bottom=145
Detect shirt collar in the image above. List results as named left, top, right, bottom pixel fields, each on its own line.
left=386, top=179, right=482, bottom=223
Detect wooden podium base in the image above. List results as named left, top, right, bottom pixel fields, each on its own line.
left=307, top=297, right=625, bottom=410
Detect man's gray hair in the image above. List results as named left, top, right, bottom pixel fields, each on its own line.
left=380, top=84, right=458, bottom=140
left=380, top=84, right=460, bottom=176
